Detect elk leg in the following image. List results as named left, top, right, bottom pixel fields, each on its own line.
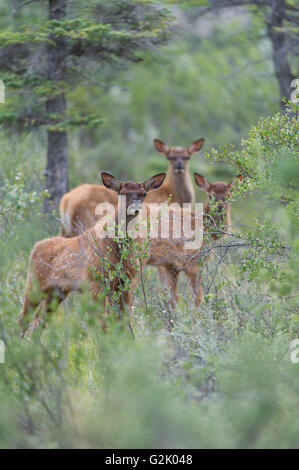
left=29, top=298, right=48, bottom=333
left=162, top=268, right=179, bottom=306
left=118, top=289, right=132, bottom=315
left=29, top=290, right=65, bottom=334
left=19, top=293, right=40, bottom=337
left=186, top=266, right=204, bottom=307
left=19, top=277, right=46, bottom=337
left=88, top=281, right=108, bottom=330
left=90, top=280, right=131, bottom=327
left=157, top=266, right=168, bottom=284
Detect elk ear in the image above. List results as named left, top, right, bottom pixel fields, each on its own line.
left=101, top=172, right=122, bottom=193
left=188, top=138, right=205, bottom=155
left=228, top=174, right=243, bottom=188
left=153, top=139, right=169, bottom=156
left=143, top=173, right=166, bottom=192
left=194, top=173, right=211, bottom=192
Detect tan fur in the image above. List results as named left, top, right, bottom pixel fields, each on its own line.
left=59, top=184, right=117, bottom=237
left=20, top=173, right=166, bottom=336
left=19, top=230, right=138, bottom=335
left=145, top=139, right=205, bottom=204
left=146, top=174, right=242, bottom=307
left=146, top=207, right=204, bottom=306
left=145, top=170, right=195, bottom=204
left=59, top=138, right=204, bottom=237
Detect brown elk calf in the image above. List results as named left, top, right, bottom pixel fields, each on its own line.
left=60, top=184, right=118, bottom=237
left=141, top=137, right=205, bottom=287
left=145, top=138, right=205, bottom=204
left=19, top=172, right=166, bottom=335
left=59, top=138, right=204, bottom=237
left=146, top=173, right=243, bottom=306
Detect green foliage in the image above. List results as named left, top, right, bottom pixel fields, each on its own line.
left=65, top=12, right=278, bottom=185
left=0, top=172, right=49, bottom=231
left=0, top=131, right=54, bottom=276
left=205, top=105, right=299, bottom=301
left=1, top=287, right=299, bottom=448
left=0, top=0, right=172, bottom=131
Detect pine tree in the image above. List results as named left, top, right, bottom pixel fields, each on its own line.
left=0, top=0, right=172, bottom=212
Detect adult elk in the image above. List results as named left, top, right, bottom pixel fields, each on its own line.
left=59, top=138, right=204, bottom=237
left=146, top=173, right=243, bottom=306
left=19, top=172, right=166, bottom=336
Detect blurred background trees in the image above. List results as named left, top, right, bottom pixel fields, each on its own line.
left=170, top=0, right=298, bottom=110
left=2, top=0, right=297, bottom=207
left=0, top=0, right=172, bottom=211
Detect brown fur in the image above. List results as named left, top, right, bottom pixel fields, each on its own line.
left=59, top=138, right=204, bottom=237
left=143, top=138, right=204, bottom=292
left=59, top=184, right=117, bottom=237
left=145, top=138, right=205, bottom=204
left=19, top=172, right=166, bottom=336
left=146, top=173, right=243, bottom=307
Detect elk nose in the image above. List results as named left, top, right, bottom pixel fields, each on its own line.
left=127, top=201, right=142, bottom=215
left=174, top=163, right=184, bottom=174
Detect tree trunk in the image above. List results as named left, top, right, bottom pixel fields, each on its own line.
left=267, top=0, right=294, bottom=111
left=44, top=0, right=68, bottom=213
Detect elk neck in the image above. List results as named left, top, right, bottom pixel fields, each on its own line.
left=203, top=200, right=231, bottom=240
left=167, top=162, right=195, bottom=204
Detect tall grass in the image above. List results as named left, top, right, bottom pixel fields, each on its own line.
left=0, top=128, right=298, bottom=449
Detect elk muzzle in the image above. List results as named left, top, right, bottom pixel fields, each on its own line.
left=127, top=201, right=143, bottom=215
left=174, top=163, right=185, bottom=174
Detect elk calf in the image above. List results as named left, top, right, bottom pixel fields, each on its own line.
left=59, top=184, right=117, bottom=237
left=19, top=172, right=166, bottom=335
left=147, top=173, right=243, bottom=306
left=145, top=138, right=205, bottom=204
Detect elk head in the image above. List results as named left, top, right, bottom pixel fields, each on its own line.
left=194, top=173, right=243, bottom=212
left=101, top=172, right=166, bottom=218
left=153, top=138, right=205, bottom=174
